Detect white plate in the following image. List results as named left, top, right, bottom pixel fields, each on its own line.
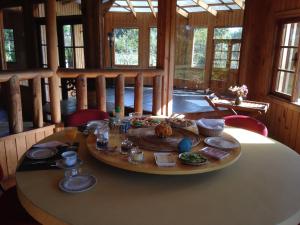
left=204, top=137, right=240, bottom=150
left=59, top=175, right=97, bottom=193
left=26, top=148, right=57, bottom=160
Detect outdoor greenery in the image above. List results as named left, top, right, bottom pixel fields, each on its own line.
left=114, top=28, right=139, bottom=66
left=63, top=25, right=74, bottom=68
left=191, top=28, right=208, bottom=68
left=149, top=28, right=157, bottom=67
left=4, top=29, right=16, bottom=63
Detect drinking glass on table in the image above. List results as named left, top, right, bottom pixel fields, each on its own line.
left=64, top=127, right=78, bottom=145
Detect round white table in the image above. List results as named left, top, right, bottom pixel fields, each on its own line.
left=16, top=127, right=300, bottom=225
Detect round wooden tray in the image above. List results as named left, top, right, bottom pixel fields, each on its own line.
left=86, top=130, right=242, bottom=175
left=126, top=127, right=200, bottom=152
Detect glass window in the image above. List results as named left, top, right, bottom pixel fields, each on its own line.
left=191, top=28, right=208, bottom=68
left=274, top=22, right=300, bottom=96
left=4, top=29, right=16, bottom=63
left=114, top=28, right=139, bottom=66
left=149, top=27, right=157, bottom=67
left=214, top=27, right=243, bottom=40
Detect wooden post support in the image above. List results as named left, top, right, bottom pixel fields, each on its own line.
left=134, top=73, right=143, bottom=114
left=76, top=75, right=88, bottom=110
left=8, top=76, right=23, bottom=134
left=46, top=0, right=61, bottom=124
left=96, top=75, right=106, bottom=112
left=152, top=75, right=162, bottom=116
left=115, top=74, right=125, bottom=117
left=33, top=76, right=43, bottom=128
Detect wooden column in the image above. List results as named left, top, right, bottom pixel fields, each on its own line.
left=157, top=0, right=177, bottom=116
left=46, top=0, right=61, bottom=124
left=8, top=76, right=23, bottom=134
left=115, top=74, right=125, bottom=117
left=152, top=75, right=162, bottom=115
left=76, top=75, right=88, bottom=110
left=96, top=75, right=106, bottom=112
left=134, top=73, right=143, bottom=114
left=82, top=0, right=101, bottom=68
left=33, top=76, right=43, bottom=128
left=0, top=9, right=6, bottom=70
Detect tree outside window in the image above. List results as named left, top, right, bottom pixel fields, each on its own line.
left=191, top=28, right=208, bottom=68
left=114, top=28, right=139, bottom=66
left=149, top=27, right=157, bottom=67
left=4, top=29, right=16, bottom=63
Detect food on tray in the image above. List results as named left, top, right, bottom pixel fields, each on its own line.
left=155, top=122, right=173, bottom=138
left=130, top=117, right=161, bottom=127
left=179, top=152, right=208, bottom=165
left=168, top=118, right=194, bottom=128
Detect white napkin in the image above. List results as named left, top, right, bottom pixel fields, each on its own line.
left=197, top=118, right=225, bottom=130
left=33, top=141, right=67, bottom=148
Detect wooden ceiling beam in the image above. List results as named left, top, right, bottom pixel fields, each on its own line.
left=0, top=0, right=44, bottom=9
left=125, top=0, right=136, bottom=18
left=192, top=0, right=217, bottom=16
left=177, top=7, right=188, bottom=18
left=147, top=0, right=156, bottom=18
left=101, top=0, right=116, bottom=15
left=233, top=0, right=245, bottom=9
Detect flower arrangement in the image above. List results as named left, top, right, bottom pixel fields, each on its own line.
left=228, top=85, right=248, bottom=98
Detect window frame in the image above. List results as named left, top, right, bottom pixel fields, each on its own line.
left=113, top=27, right=140, bottom=67
left=271, top=17, right=300, bottom=102
left=3, top=28, right=17, bottom=63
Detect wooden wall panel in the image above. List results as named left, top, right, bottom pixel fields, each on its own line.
left=239, top=0, right=300, bottom=153
left=0, top=125, right=55, bottom=180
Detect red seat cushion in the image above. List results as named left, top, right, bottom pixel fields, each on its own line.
left=0, top=187, right=40, bottom=225
left=223, top=115, right=268, bottom=137
left=66, top=109, right=109, bottom=127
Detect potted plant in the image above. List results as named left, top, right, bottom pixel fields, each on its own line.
left=228, top=85, right=248, bottom=105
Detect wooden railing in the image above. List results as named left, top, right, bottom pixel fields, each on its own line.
left=57, top=68, right=164, bottom=117
left=0, top=69, right=53, bottom=134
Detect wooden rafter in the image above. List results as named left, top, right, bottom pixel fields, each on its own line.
left=233, top=0, right=245, bottom=9
left=101, top=0, right=116, bottom=15
left=125, top=0, right=137, bottom=18
left=177, top=7, right=188, bottom=19
left=192, top=0, right=217, bottom=16
left=147, top=0, right=156, bottom=18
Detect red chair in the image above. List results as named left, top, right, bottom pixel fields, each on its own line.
left=0, top=166, right=40, bottom=225
left=223, top=115, right=268, bottom=137
left=66, top=109, right=109, bottom=127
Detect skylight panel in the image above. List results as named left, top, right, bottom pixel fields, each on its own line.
left=210, top=5, right=229, bottom=10
left=177, top=0, right=197, bottom=7
left=135, top=8, right=152, bottom=12
left=152, top=1, right=158, bottom=7
left=184, top=7, right=206, bottom=12
left=228, top=4, right=241, bottom=10
left=115, top=1, right=128, bottom=6
left=221, top=0, right=234, bottom=3
left=203, top=0, right=221, bottom=4
left=131, top=1, right=149, bottom=7
left=109, top=7, right=130, bottom=12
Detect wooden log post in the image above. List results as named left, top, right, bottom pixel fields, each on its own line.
left=152, top=75, right=162, bottom=115
left=76, top=75, right=88, bottom=110
left=8, top=76, right=23, bottom=134
left=96, top=75, right=106, bottom=112
left=32, top=76, right=43, bottom=128
left=134, top=73, right=143, bottom=114
left=115, top=74, right=125, bottom=117
left=46, top=0, right=61, bottom=124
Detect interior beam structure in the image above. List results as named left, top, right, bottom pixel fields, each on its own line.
left=192, top=0, right=217, bottom=16
left=125, top=0, right=137, bottom=18
left=147, top=0, right=156, bottom=18
left=233, top=0, right=245, bottom=9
